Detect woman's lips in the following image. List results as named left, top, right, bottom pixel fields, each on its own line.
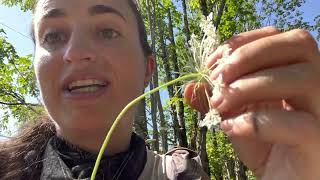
left=61, top=74, right=111, bottom=102
left=63, top=84, right=109, bottom=101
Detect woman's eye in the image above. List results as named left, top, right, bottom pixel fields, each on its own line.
left=43, top=32, right=66, bottom=45
left=99, top=28, right=120, bottom=40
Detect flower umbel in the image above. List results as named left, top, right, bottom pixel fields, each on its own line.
left=188, top=13, right=231, bottom=130
left=188, top=13, right=220, bottom=76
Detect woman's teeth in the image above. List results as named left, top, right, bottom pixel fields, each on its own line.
left=71, top=86, right=100, bottom=93
left=68, top=80, right=106, bottom=92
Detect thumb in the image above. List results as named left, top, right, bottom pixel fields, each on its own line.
left=184, top=82, right=211, bottom=113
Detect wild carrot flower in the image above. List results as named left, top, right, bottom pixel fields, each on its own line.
left=187, top=13, right=231, bottom=131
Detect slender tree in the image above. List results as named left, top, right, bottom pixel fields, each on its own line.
left=167, top=7, right=188, bottom=148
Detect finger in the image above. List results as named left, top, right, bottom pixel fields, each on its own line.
left=190, top=27, right=282, bottom=112
left=224, top=26, right=281, bottom=50
left=206, top=27, right=281, bottom=69
left=211, top=63, right=319, bottom=114
left=211, top=29, right=319, bottom=84
left=226, top=108, right=320, bottom=179
left=184, top=82, right=211, bottom=113
left=220, top=109, right=319, bottom=145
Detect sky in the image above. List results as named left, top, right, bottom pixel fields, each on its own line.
left=0, top=1, right=319, bottom=135
left=0, top=6, right=33, bottom=56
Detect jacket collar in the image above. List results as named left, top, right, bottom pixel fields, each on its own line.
left=41, top=133, right=147, bottom=180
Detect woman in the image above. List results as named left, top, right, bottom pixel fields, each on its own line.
left=0, top=0, right=208, bottom=179
left=1, top=0, right=320, bottom=179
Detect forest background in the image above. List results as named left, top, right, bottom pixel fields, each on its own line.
left=0, top=0, right=319, bottom=179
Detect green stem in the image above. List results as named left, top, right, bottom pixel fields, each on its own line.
left=90, top=73, right=202, bottom=180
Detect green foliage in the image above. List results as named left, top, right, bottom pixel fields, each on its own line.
left=258, top=0, right=316, bottom=32
left=314, top=15, right=320, bottom=41
left=0, top=0, right=36, bottom=11
left=217, top=0, right=261, bottom=41
left=0, top=29, right=42, bottom=130
left=207, top=131, right=233, bottom=179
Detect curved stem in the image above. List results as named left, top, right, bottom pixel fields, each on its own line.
left=90, top=73, right=202, bottom=180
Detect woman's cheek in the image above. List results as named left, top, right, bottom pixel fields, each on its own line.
left=34, top=54, right=61, bottom=108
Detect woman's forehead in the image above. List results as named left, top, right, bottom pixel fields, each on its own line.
left=34, top=0, right=131, bottom=22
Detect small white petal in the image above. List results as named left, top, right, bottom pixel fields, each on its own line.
left=199, top=109, right=221, bottom=131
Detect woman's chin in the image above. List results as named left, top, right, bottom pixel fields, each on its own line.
left=59, top=117, right=112, bottom=132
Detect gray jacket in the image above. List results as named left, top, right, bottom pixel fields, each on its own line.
left=41, top=142, right=209, bottom=180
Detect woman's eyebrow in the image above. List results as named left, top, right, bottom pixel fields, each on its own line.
left=88, top=5, right=127, bottom=22
left=43, top=8, right=66, bottom=19
left=41, top=5, right=126, bottom=21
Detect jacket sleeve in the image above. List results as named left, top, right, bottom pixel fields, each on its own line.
left=164, top=147, right=210, bottom=180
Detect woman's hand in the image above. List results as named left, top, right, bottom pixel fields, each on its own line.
left=184, top=27, right=320, bottom=179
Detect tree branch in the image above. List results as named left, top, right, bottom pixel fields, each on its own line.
left=1, top=91, right=25, bottom=102
left=0, top=101, right=39, bottom=106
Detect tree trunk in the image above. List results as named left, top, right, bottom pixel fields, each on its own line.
left=208, top=0, right=217, bottom=14
left=211, top=129, right=223, bottom=180
left=189, top=111, right=199, bottom=150
left=150, top=82, right=160, bottom=152
left=238, top=159, right=248, bottom=180
left=198, top=126, right=210, bottom=176
left=181, top=0, right=191, bottom=42
left=147, top=0, right=168, bottom=153
left=145, top=0, right=160, bottom=152
left=199, top=0, right=209, bottom=17
left=134, top=98, right=148, bottom=140
left=167, top=8, right=188, bottom=148
left=227, top=158, right=237, bottom=180
left=214, top=0, right=227, bottom=29
left=158, top=14, right=178, bottom=146
left=156, top=92, right=168, bottom=152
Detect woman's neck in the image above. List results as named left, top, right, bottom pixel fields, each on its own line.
left=55, top=126, right=132, bottom=155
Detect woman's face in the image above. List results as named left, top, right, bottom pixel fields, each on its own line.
left=33, top=0, right=152, bottom=132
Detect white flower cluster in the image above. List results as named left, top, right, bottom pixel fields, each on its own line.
left=201, top=74, right=224, bottom=131
left=189, top=13, right=220, bottom=74
left=188, top=13, right=231, bottom=131
left=199, top=108, right=221, bottom=131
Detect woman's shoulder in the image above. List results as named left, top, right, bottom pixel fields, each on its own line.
left=139, top=147, right=210, bottom=180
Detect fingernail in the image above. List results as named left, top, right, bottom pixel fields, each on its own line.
left=205, top=47, right=222, bottom=68
left=210, top=65, right=223, bottom=80
left=210, top=92, right=223, bottom=108
left=220, top=119, right=234, bottom=135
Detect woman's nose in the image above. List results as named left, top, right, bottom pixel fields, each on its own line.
left=63, top=33, right=96, bottom=63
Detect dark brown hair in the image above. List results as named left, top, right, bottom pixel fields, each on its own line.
left=1, top=1, right=151, bottom=179
left=127, top=0, right=152, bottom=56
left=0, top=116, right=55, bottom=179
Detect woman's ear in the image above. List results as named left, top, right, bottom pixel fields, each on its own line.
left=144, top=55, right=155, bottom=87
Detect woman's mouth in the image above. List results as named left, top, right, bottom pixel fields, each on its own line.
left=63, top=77, right=110, bottom=101
left=68, top=79, right=107, bottom=93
